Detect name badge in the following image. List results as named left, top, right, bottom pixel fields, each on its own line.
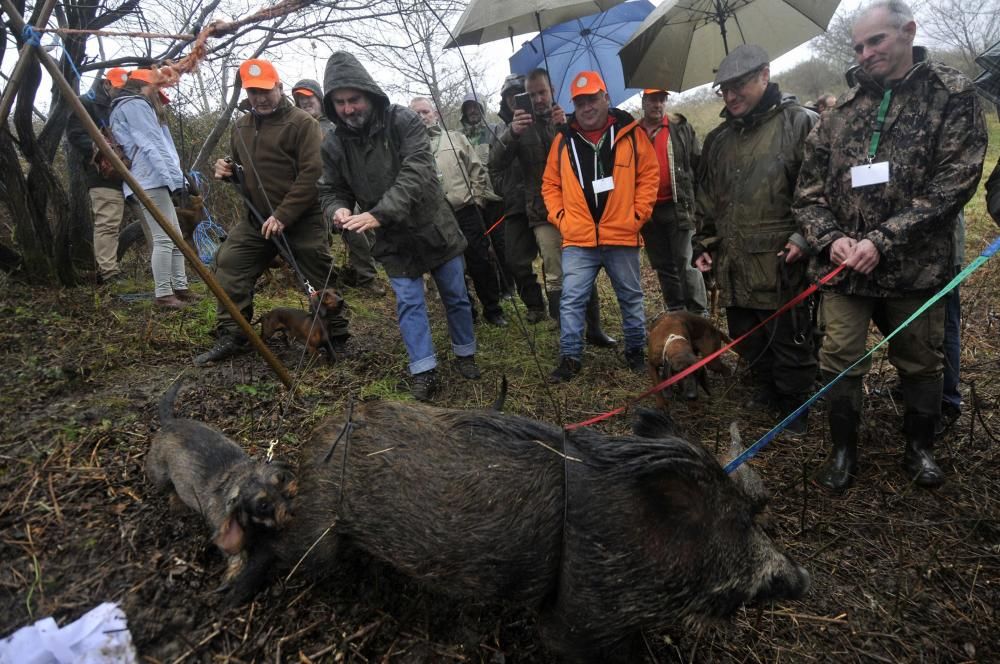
left=851, top=162, right=890, bottom=188
left=592, top=176, right=615, bottom=194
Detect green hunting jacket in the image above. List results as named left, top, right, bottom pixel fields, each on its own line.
left=694, top=86, right=816, bottom=309
left=230, top=96, right=323, bottom=228
left=317, top=52, right=466, bottom=278
left=661, top=112, right=700, bottom=230
left=794, top=48, right=987, bottom=298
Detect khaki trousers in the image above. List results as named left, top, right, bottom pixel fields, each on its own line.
left=819, top=292, right=945, bottom=381
left=533, top=222, right=562, bottom=291
left=90, top=187, right=124, bottom=278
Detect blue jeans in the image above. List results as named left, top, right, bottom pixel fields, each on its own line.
left=942, top=285, right=961, bottom=410
left=389, top=255, right=476, bottom=375
left=560, top=246, right=646, bottom=359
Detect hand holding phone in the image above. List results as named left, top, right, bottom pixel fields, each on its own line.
left=513, top=92, right=533, bottom=116
left=511, top=92, right=534, bottom=136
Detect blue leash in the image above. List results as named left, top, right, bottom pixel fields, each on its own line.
left=726, top=235, right=1000, bottom=474
left=23, top=26, right=83, bottom=82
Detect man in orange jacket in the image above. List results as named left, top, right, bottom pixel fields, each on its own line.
left=542, top=71, right=660, bottom=382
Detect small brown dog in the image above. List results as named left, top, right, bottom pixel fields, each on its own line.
left=258, top=288, right=344, bottom=362
left=646, top=311, right=732, bottom=408
left=146, top=378, right=297, bottom=601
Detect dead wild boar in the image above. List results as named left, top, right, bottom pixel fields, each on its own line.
left=260, top=400, right=809, bottom=661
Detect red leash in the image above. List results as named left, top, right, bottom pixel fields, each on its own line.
left=485, top=214, right=505, bottom=235
left=565, top=264, right=847, bottom=430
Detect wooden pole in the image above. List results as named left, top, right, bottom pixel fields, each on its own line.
left=1, top=0, right=297, bottom=390
left=0, top=0, right=58, bottom=126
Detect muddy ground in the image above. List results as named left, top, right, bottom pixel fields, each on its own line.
left=1, top=239, right=997, bottom=663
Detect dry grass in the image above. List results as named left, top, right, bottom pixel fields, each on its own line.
left=0, top=121, right=997, bottom=662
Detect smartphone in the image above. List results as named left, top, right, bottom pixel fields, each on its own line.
left=513, top=91, right=533, bottom=117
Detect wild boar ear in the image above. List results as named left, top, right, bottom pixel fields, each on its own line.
left=641, top=472, right=709, bottom=525
left=214, top=515, right=245, bottom=555
left=631, top=407, right=679, bottom=439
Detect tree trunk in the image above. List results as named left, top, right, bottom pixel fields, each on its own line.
left=0, top=130, right=57, bottom=282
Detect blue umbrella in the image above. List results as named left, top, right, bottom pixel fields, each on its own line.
left=509, top=0, right=654, bottom=110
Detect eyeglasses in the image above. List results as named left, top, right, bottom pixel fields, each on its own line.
left=715, top=68, right=764, bottom=97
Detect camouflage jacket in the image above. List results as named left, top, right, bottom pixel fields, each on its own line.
left=793, top=49, right=988, bottom=297
left=490, top=114, right=561, bottom=228
left=987, top=157, right=1000, bottom=225
left=694, top=87, right=816, bottom=309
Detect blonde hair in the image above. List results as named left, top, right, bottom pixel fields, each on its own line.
left=122, top=78, right=167, bottom=124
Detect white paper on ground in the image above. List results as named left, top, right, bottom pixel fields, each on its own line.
left=0, top=602, right=137, bottom=664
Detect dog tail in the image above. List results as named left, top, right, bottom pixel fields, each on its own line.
left=159, top=377, right=185, bottom=422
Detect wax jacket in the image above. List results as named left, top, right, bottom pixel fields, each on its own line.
left=694, top=85, right=816, bottom=309
left=318, top=52, right=466, bottom=278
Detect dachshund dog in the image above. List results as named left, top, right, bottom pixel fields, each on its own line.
left=146, top=378, right=297, bottom=600
left=259, top=308, right=332, bottom=360
left=258, top=288, right=344, bottom=362
left=647, top=311, right=732, bottom=408
left=310, top=287, right=345, bottom=319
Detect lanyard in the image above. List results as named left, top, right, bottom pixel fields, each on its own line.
left=568, top=126, right=615, bottom=205
left=867, top=89, right=892, bottom=163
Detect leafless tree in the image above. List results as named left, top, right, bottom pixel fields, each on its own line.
left=913, top=0, right=999, bottom=76
left=808, top=6, right=861, bottom=72
left=350, top=0, right=493, bottom=129
left=0, top=0, right=411, bottom=284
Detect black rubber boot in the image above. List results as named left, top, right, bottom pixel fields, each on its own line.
left=900, top=378, right=945, bottom=488
left=585, top=289, right=617, bottom=347
left=194, top=334, right=249, bottom=366
left=548, top=356, right=582, bottom=383
left=815, top=376, right=861, bottom=492
left=778, top=397, right=809, bottom=437
left=902, top=412, right=945, bottom=488
left=547, top=289, right=561, bottom=327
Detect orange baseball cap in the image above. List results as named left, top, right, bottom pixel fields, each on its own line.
left=292, top=87, right=314, bottom=96
left=240, top=59, right=279, bottom=90
left=570, top=71, right=607, bottom=98
left=643, top=88, right=669, bottom=95
left=106, top=67, right=128, bottom=88
left=127, top=69, right=158, bottom=85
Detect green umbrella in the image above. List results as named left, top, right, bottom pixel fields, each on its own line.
left=619, top=0, right=843, bottom=92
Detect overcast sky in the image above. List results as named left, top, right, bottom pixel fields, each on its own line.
left=6, top=0, right=865, bottom=114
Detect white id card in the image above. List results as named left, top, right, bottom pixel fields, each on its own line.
left=592, top=176, right=615, bottom=194
left=851, top=161, right=890, bottom=188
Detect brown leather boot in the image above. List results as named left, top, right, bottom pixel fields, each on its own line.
left=173, top=289, right=203, bottom=303
left=155, top=294, right=188, bottom=309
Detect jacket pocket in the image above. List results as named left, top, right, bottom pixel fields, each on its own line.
left=744, top=229, right=790, bottom=294
left=614, top=136, right=634, bottom=168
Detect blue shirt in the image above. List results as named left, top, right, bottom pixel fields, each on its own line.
left=109, top=94, right=183, bottom=198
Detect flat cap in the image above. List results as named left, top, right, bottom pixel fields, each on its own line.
left=713, top=44, right=769, bottom=86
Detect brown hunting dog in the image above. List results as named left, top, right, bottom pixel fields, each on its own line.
left=146, top=378, right=297, bottom=600
left=647, top=311, right=732, bottom=408
left=258, top=288, right=344, bottom=362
